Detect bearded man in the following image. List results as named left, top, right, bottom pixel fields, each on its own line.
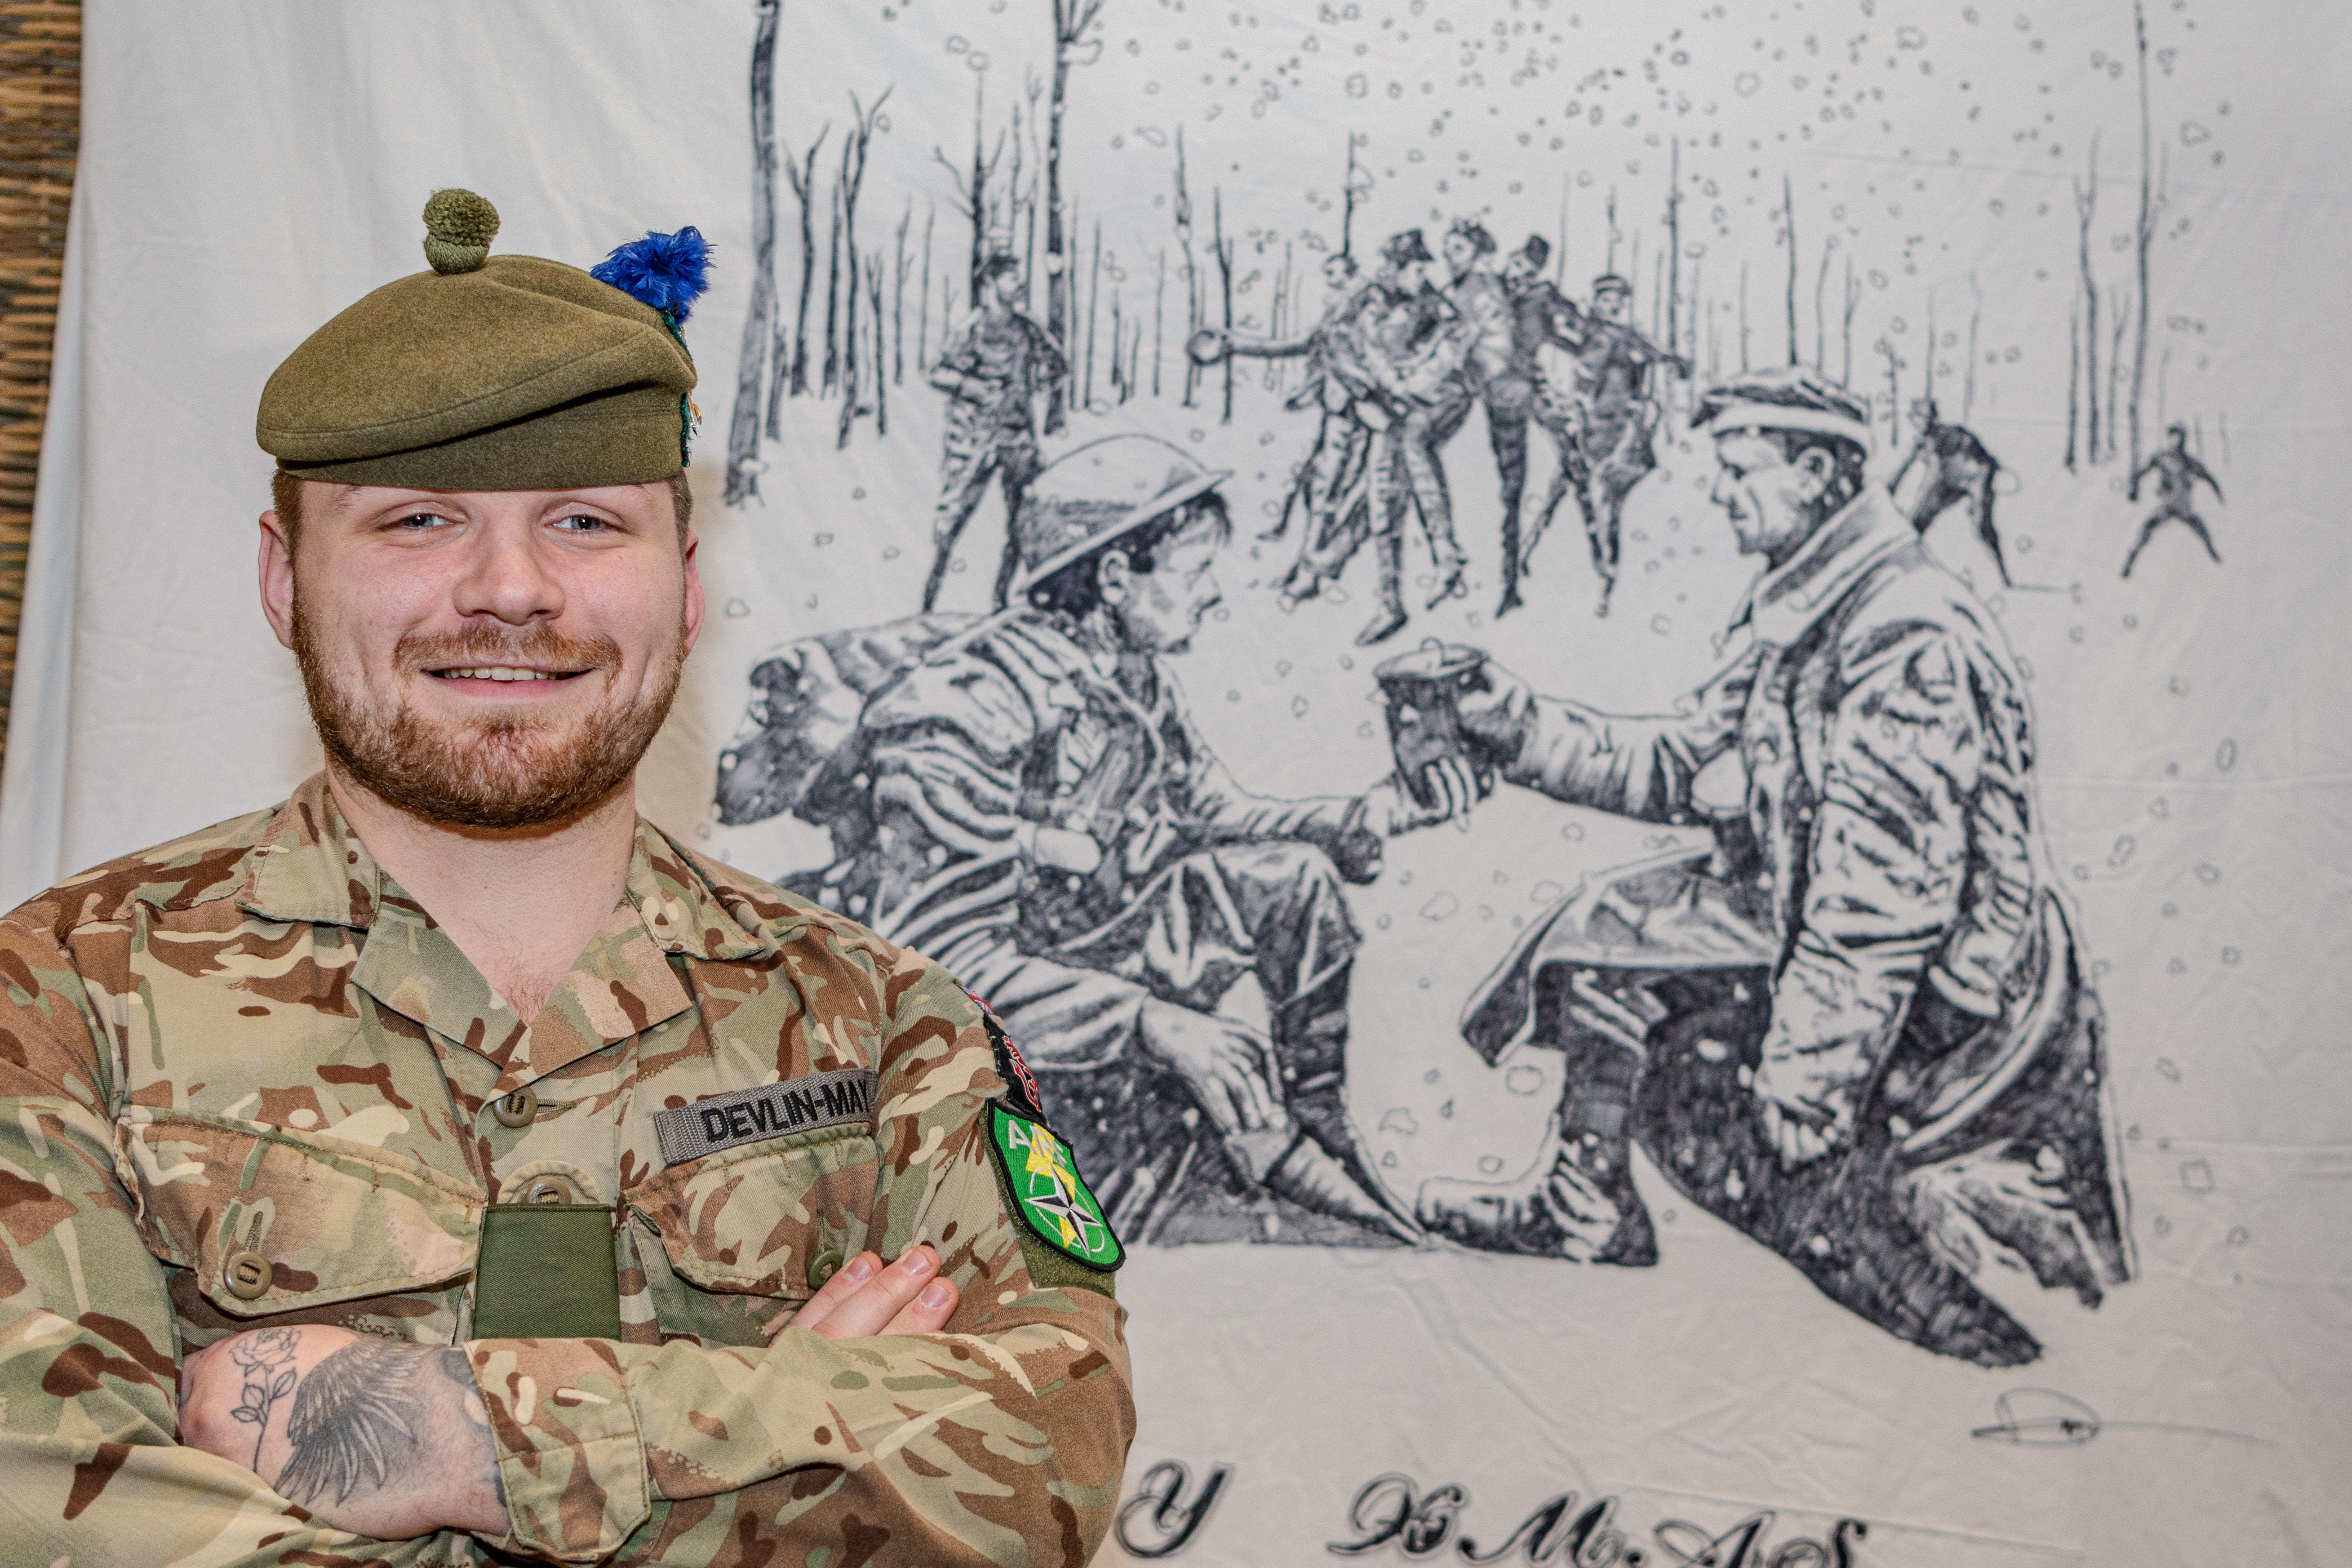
left=0, top=191, right=1132, bottom=1565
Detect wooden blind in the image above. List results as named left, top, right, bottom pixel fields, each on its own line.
left=0, top=2, right=77, bottom=779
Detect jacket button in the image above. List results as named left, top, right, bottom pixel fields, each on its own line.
left=491, top=1086, right=539, bottom=1128
left=223, top=1250, right=272, bottom=1300
left=518, top=1174, right=581, bottom=1205
left=807, top=1248, right=844, bottom=1290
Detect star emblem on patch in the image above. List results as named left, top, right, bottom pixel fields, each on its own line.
left=986, top=1105, right=1123, bottom=1272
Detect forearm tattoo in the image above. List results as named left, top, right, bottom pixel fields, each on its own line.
left=226, top=1328, right=302, bottom=1472
left=275, top=1336, right=429, bottom=1507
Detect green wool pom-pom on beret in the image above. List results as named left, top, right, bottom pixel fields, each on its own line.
left=257, top=189, right=697, bottom=491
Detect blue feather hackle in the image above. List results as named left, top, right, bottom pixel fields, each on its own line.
left=592, top=227, right=713, bottom=323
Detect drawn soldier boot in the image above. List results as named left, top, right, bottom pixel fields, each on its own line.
left=1267, top=969, right=1423, bottom=1244
left=1549, top=1038, right=1657, bottom=1266
left=1357, top=527, right=1411, bottom=647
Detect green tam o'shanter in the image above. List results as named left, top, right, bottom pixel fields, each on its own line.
left=256, top=190, right=707, bottom=491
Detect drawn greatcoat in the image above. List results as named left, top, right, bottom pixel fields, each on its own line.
left=1462, top=487, right=2134, bottom=1364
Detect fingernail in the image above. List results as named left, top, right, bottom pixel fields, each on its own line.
left=843, top=1253, right=878, bottom=1283
left=919, top=1281, right=954, bottom=1310
left=897, top=1246, right=936, bottom=1276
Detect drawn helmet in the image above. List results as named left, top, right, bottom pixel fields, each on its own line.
left=1380, top=229, right=1434, bottom=268
left=1010, top=435, right=1232, bottom=595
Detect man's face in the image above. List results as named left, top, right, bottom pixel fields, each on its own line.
left=1909, top=403, right=1933, bottom=431
left=1393, top=258, right=1430, bottom=293
left=1501, top=252, right=1539, bottom=285
left=1323, top=256, right=1357, bottom=291
left=1107, top=512, right=1224, bottom=657
left=260, top=482, right=703, bottom=830
left=1709, top=430, right=1831, bottom=562
left=1594, top=288, right=1630, bottom=323
left=1442, top=231, right=1478, bottom=275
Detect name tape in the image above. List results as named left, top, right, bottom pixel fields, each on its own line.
left=652, top=1069, right=879, bottom=1165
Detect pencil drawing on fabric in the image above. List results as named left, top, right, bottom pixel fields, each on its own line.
left=695, top=0, right=2250, bottom=1367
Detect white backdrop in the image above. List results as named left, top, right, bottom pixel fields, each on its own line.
left=8, top=2, right=2350, bottom=1563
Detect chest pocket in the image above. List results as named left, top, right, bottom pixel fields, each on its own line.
left=630, top=1126, right=879, bottom=1300
left=115, top=1107, right=483, bottom=1318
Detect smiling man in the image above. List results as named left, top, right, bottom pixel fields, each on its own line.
left=1413, top=367, right=2131, bottom=1367
left=0, top=192, right=1132, bottom=1564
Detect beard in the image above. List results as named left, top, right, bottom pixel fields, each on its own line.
left=292, top=611, right=686, bottom=831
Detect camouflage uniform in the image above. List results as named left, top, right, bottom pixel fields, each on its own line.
left=0, top=774, right=1133, bottom=1565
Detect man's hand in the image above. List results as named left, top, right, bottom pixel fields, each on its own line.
left=1451, top=659, right=1540, bottom=766
left=179, top=1325, right=509, bottom=1541
left=1136, top=999, right=1282, bottom=1138
left=1359, top=766, right=1485, bottom=837
left=767, top=1244, right=961, bottom=1341
left=1750, top=1049, right=1857, bottom=1169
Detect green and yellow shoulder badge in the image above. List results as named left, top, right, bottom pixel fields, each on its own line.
left=987, top=1104, right=1123, bottom=1273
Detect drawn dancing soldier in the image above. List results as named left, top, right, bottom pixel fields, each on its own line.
left=719, top=435, right=1438, bottom=1250
left=1891, top=396, right=2012, bottom=586
left=0, top=191, right=1136, bottom=1563
left=1557, top=273, right=1689, bottom=616
left=923, top=251, right=1069, bottom=612
left=1488, top=235, right=1594, bottom=617
left=2122, top=422, right=2225, bottom=577
left=1410, top=368, right=2133, bottom=1367
left=1187, top=250, right=1378, bottom=592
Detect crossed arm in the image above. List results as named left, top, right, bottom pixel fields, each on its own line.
left=174, top=1244, right=963, bottom=1541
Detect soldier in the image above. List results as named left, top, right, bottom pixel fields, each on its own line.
left=1356, top=228, right=1476, bottom=646
left=2123, top=422, right=2225, bottom=577
left=1488, top=235, right=1593, bottom=617
left=723, top=436, right=1432, bottom=1250
left=1558, top=274, right=1689, bottom=616
left=1414, top=368, right=2133, bottom=1367
left=1891, top=397, right=2011, bottom=586
left=0, top=192, right=1133, bottom=1562
left=923, top=252, right=1069, bottom=612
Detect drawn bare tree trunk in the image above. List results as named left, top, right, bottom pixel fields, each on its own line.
left=892, top=202, right=910, bottom=386
left=782, top=129, right=825, bottom=405
left=724, top=0, right=781, bottom=508
left=1083, top=213, right=1101, bottom=411
left=2106, top=289, right=2128, bottom=462
left=1965, top=272, right=1981, bottom=422
left=2073, top=136, right=2100, bottom=463
left=1174, top=129, right=1199, bottom=408
left=2066, top=296, right=2081, bottom=471
left=865, top=252, right=888, bottom=436
left=918, top=204, right=935, bottom=367
left=1212, top=188, right=1235, bottom=424
left=2127, top=0, right=2156, bottom=473
left=822, top=181, right=843, bottom=395
left=1153, top=248, right=1166, bottom=397
left=1782, top=175, right=1800, bottom=365
left=835, top=90, right=888, bottom=450
left=932, top=93, right=1004, bottom=304
left=1814, top=237, right=1832, bottom=372
left=1879, top=336, right=1901, bottom=445
left=1665, top=138, right=1682, bottom=364
left=1045, top=0, right=1108, bottom=435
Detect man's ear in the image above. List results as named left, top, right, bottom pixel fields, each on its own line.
left=1792, top=447, right=1835, bottom=502
left=1096, top=549, right=1133, bottom=606
left=258, top=510, right=297, bottom=651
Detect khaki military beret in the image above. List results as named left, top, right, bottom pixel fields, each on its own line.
left=257, top=190, right=704, bottom=491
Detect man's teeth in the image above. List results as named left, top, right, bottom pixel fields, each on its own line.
left=441, top=667, right=564, bottom=682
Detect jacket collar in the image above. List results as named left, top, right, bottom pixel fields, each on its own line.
left=1729, top=486, right=1914, bottom=649
left=235, top=773, right=769, bottom=1086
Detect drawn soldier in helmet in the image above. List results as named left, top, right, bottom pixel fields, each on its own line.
left=716, top=435, right=1439, bottom=1247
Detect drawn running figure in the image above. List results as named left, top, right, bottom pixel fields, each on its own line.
left=2122, top=423, right=2224, bottom=577
left=1488, top=235, right=1593, bottom=618
left=1543, top=274, right=1688, bottom=617
left=923, top=252, right=1068, bottom=611
left=1892, top=398, right=2011, bottom=586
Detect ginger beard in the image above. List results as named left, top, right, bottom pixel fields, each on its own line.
left=291, top=610, right=687, bottom=831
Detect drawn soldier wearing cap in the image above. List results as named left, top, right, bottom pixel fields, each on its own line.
left=717, top=435, right=1433, bottom=1250
left=1540, top=273, right=1690, bottom=616
left=1411, top=368, right=2133, bottom=1366
left=0, top=192, right=1134, bottom=1561
left=924, top=251, right=1069, bottom=612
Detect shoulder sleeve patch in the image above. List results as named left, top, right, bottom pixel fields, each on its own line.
left=986, top=1103, right=1124, bottom=1276
left=965, top=990, right=1049, bottom=1121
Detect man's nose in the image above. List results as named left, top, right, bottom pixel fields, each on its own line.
left=454, top=519, right=565, bottom=625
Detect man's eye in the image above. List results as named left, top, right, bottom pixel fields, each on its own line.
left=394, top=512, right=452, bottom=530
left=554, top=514, right=613, bottom=533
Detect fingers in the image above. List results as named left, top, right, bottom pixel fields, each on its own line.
left=787, top=1245, right=949, bottom=1340
left=1214, top=1032, right=1283, bottom=1132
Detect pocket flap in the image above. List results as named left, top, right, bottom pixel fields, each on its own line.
left=631, top=1125, right=877, bottom=1297
left=117, top=1107, right=484, bottom=1317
